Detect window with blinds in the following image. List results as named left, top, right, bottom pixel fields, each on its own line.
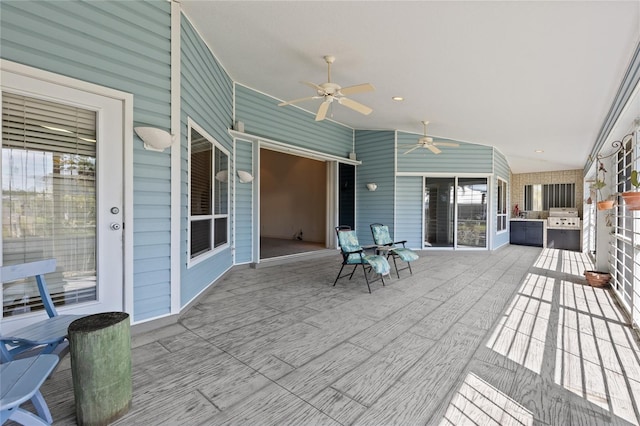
left=524, top=183, right=575, bottom=211
left=2, top=92, right=97, bottom=317
left=610, top=134, right=639, bottom=326
left=189, top=122, right=229, bottom=261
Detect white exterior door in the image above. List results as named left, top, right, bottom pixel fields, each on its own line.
left=1, top=65, right=124, bottom=333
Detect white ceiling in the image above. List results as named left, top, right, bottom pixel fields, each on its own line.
left=180, top=1, right=640, bottom=173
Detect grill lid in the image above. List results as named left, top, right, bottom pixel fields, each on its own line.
left=548, top=207, right=578, bottom=217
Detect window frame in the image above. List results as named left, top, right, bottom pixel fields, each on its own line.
left=187, top=118, right=230, bottom=266
left=497, top=177, right=508, bottom=233
left=609, top=133, right=639, bottom=325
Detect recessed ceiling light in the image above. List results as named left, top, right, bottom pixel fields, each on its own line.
left=535, top=149, right=544, bottom=153
left=392, top=96, right=404, bottom=101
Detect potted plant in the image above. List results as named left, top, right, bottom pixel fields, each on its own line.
left=621, top=170, right=640, bottom=210
left=584, top=270, right=611, bottom=288
left=592, top=162, right=615, bottom=210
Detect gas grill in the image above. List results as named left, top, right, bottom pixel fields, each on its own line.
left=547, top=207, right=580, bottom=229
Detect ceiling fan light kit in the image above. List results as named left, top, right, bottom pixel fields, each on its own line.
left=278, top=55, right=375, bottom=121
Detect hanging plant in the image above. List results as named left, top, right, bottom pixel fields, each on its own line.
left=592, top=162, right=615, bottom=211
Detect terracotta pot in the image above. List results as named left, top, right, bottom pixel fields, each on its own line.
left=597, top=200, right=614, bottom=210
left=621, top=191, right=640, bottom=210
left=584, top=270, right=611, bottom=288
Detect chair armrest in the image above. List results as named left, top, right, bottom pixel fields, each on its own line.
left=393, top=240, right=408, bottom=247
left=345, top=249, right=365, bottom=255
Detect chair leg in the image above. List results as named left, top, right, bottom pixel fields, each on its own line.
left=390, top=255, right=401, bottom=279
left=333, top=264, right=346, bottom=286
left=407, top=261, right=413, bottom=275
left=4, top=408, right=50, bottom=426
left=360, top=263, right=372, bottom=293
left=348, top=265, right=358, bottom=280
left=31, top=390, right=53, bottom=424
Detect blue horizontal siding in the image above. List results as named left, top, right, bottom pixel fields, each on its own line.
left=355, top=130, right=395, bottom=245
left=397, top=131, right=493, bottom=174
left=180, top=14, right=235, bottom=305
left=0, top=0, right=173, bottom=322
left=235, top=139, right=254, bottom=264
left=235, top=85, right=354, bottom=158
left=493, top=148, right=510, bottom=180
left=493, top=148, right=511, bottom=249
left=395, top=176, right=423, bottom=249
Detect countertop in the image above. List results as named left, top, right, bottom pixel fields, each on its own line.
left=510, top=218, right=546, bottom=222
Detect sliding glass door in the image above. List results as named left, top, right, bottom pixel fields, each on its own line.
left=457, top=178, right=487, bottom=248
left=424, top=177, right=487, bottom=249
left=424, top=178, right=455, bottom=248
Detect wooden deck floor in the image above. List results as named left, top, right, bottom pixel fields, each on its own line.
left=36, top=246, right=640, bottom=425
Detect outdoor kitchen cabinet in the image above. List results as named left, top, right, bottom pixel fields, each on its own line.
left=509, top=220, right=544, bottom=247
left=546, top=229, right=581, bottom=252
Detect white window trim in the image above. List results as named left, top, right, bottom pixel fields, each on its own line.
left=187, top=118, right=230, bottom=267
left=497, top=177, right=508, bottom=234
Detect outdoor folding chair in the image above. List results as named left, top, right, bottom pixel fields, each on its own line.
left=334, top=226, right=390, bottom=293
left=370, top=223, right=419, bottom=278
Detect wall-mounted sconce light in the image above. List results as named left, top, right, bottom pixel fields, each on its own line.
left=215, top=170, right=228, bottom=183
left=366, top=183, right=377, bottom=191
left=134, top=126, right=175, bottom=152
left=237, top=170, right=254, bottom=183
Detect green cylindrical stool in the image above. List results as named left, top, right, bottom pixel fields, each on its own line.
left=69, top=312, right=132, bottom=426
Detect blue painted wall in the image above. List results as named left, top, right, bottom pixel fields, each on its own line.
left=355, top=130, right=395, bottom=245
left=235, top=138, right=254, bottom=264
left=180, top=15, right=234, bottom=305
left=0, top=0, right=173, bottom=322
left=234, top=84, right=354, bottom=158
left=493, top=148, right=511, bottom=249
left=394, top=131, right=499, bottom=250
left=395, top=176, right=424, bottom=249
left=397, top=131, right=493, bottom=174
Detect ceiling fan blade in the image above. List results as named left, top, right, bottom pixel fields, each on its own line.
left=315, top=100, right=330, bottom=121
left=339, top=83, right=375, bottom=96
left=403, top=145, right=421, bottom=155
left=338, top=97, right=373, bottom=115
left=301, top=81, right=324, bottom=93
left=433, top=142, right=459, bottom=147
left=278, top=96, right=320, bottom=106
left=427, top=144, right=442, bottom=154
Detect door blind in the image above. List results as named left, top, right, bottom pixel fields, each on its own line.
left=2, top=92, right=97, bottom=317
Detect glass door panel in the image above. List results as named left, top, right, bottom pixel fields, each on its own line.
left=456, top=178, right=488, bottom=248
left=424, top=177, right=455, bottom=248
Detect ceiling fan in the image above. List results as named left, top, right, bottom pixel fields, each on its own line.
left=399, top=121, right=460, bottom=154
left=278, top=55, right=375, bottom=121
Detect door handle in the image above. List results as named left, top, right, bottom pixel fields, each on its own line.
left=110, top=223, right=121, bottom=231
